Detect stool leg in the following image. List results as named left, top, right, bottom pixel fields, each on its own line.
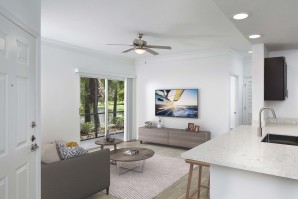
left=207, top=169, right=210, bottom=195
left=197, top=165, right=202, bottom=199
left=208, top=171, right=210, bottom=189
left=186, top=163, right=194, bottom=199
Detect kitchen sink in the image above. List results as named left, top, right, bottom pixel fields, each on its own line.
left=262, top=134, right=298, bottom=146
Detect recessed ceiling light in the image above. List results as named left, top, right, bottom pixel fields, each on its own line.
left=249, top=34, right=262, bottom=39
left=248, top=51, right=252, bottom=54
left=233, top=13, right=249, bottom=20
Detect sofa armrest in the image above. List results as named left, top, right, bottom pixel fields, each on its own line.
left=41, top=149, right=110, bottom=199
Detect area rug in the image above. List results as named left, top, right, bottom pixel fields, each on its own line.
left=107, top=154, right=189, bottom=199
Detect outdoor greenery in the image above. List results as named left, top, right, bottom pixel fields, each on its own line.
left=114, top=117, right=124, bottom=129
left=80, top=122, right=95, bottom=136
left=80, top=77, right=125, bottom=140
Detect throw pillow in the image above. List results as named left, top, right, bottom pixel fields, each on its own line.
left=41, top=143, right=60, bottom=163
left=56, top=141, right=87, bottom=160
left=66, top=142, right=79, bottom=147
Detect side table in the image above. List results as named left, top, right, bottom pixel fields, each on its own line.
left=95, top=138, right=123, bottom=150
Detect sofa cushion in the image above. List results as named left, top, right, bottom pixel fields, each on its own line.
left=56, top=141, right=87, bottom=160
left=41, top=143, right=60, bottom=163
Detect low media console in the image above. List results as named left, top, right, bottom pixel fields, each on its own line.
left=138, top=127, right=211, bottom=149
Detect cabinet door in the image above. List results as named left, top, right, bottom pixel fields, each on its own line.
left=138, top=128, right=168, bottom=144
left=169, top=130, right=209, bottom=148
left=264, top=57, right=287, bottom=100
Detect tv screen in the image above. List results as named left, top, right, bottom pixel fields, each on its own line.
left=155, top=89, right=198, bottom=118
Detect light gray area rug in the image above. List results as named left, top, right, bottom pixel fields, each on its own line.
left=108, top=154, right=189, bottom=199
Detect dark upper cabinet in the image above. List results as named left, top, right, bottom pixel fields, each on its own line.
left=264, top=57, right=287, bottom=101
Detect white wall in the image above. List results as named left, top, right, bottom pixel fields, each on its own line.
left=243, top=57, right=252, bottom=77
left=252, top=44, right=268, bottom=125
left=266, top=49, right=298, bottom=118
left=0, top=0, right=40, bottom=34
left=41, top=39, right=134, bottom=144
left=135, top=49, right=243, bottom=138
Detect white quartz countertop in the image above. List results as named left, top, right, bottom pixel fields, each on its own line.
left=181, top=125, right=298, bottom=180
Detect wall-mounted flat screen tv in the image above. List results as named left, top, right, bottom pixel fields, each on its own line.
left=155, top=89, right=198, bottom=118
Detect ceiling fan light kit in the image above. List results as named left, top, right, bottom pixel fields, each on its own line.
left=135, top=48, right=146, bottom=54
left=107, top=33, right=172, bottom=56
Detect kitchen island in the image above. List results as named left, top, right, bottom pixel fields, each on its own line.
left=181, top=125, right=298, bottom=199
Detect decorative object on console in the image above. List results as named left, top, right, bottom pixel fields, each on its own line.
left=157, top=117, right=163, bottom=128
left=155, top=89, right=198, bottom=118
left=188, top=123, right=195, bottom=131
left=195, top=125, right=200, bottom=132
left=145, top=121, right=153, bottom=128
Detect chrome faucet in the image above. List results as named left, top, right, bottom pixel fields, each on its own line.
left=257, top=107, right=277, bottom=137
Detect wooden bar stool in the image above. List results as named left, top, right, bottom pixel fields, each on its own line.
left=185, top=159, right=210, bottom=199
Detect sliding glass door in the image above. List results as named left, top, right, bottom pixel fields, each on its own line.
left=80, top=77, right=125, bottom=141
left=108, top=80, right=125, bottom=136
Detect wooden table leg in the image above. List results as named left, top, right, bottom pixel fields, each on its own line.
left=186, top=163, right=194, bottom=199
left=101, top=145, right=104, bottom=150
left=114, top=144, right=117, bottom=151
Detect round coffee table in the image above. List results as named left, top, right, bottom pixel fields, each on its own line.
left=95, top=138, right=123, bottom=150
left=110, top=147, right=155, bottom=175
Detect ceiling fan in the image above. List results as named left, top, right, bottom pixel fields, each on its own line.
left=107, top=33, right=171, bottom=55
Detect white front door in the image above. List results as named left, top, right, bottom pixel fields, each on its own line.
left=0, top=14, right=37, bottom=199
left=229, top=75, right=238, bottom=130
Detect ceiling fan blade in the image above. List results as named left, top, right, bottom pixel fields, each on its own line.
left=145, top=48, right=159, bottom=55
left=122, top=48, right=134, bottom=53
left=107, top=44, right=133, bottom=46
left=146, top=45, right=171, bottom=50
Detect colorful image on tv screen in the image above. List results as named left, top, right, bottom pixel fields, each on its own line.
left=155, top=89, right=198, bottom=118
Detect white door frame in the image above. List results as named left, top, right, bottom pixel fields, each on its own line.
left=229, top=74, right=239, bottom=130
left=0, top=6, right=41, bottom=199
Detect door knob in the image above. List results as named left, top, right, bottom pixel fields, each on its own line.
left=31, top=135, right=38, bottom=152
left=31, top=143, right=39, bottom=152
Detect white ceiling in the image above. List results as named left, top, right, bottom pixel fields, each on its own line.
left=212, top=0, right=298, bottom=51
left=41, top=0, right=298, bottom=59
left=41, top=0, right=252, bottom=59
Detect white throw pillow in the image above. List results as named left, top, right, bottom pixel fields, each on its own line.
left=41, top=143, right=60, bottom=163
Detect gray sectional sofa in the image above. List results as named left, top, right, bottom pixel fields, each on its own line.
left=41, top=149, right=110, bottom=199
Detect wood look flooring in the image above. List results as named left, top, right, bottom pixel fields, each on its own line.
left=87, top=141, right=209, bottom=199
